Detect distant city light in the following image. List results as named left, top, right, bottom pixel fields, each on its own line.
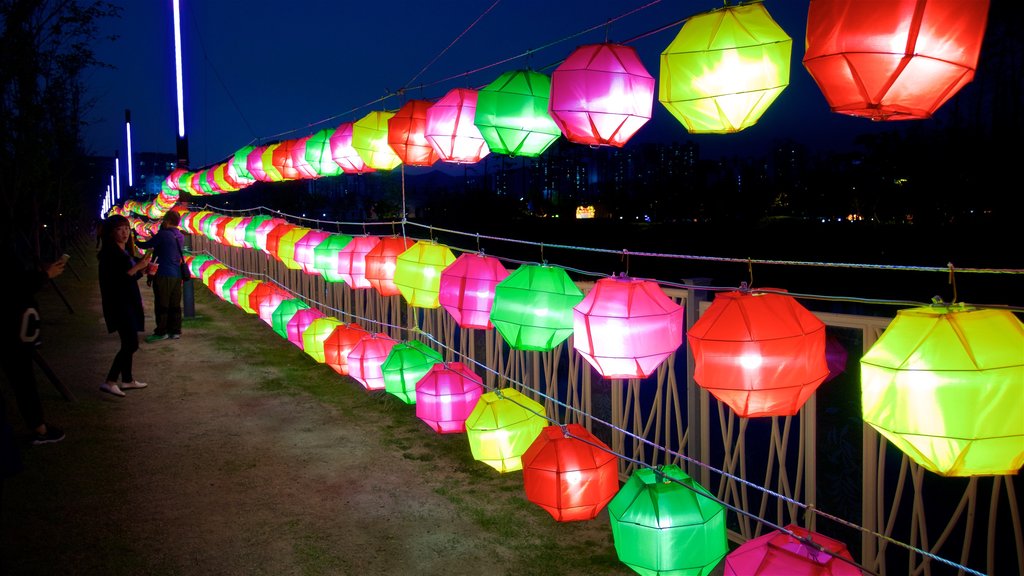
left=173, top=0, right=185, bottom=138
left=575, top=205, right=595, bottom=219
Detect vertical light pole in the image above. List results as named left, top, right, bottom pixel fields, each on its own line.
left=115, top=154, right=121, bottom=200
left=172, top=0, right=195, bottom=318
left=125, top=109, right=134, bottom=189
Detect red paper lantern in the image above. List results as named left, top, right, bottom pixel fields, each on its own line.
left=337, top=235, right=381, bottom=289
left=687, top=289, right=828, bottom=418
left=323, top=323, right=370, bottom=376
left=803, top=0, right=990, bottom=120
left=329, top=122, right=375, bottom=174
left=364, top=236, right=414, bottom=297
left=347, top=332, right=398, bottom=392
left=548, top=43, right=655, bottom=147
left=415, top=362, right=484, bottom=434
left=271, top=140, right=302, bottom=180
left=573, top=276, right=684, bottom=379
left=522, top=424, right=619, bottom=522
left=286, top=308, right=325, bottom=349
left=724, top=524, right=859, bottom=576
left=253, top=217, right=289, bottom=254
left=264, top=222, right=298, bottom=260
left=387, top=99, right=440, bottom=167
left=438, top=253, right=509, bottom=330
left=425, top=88, right=490, bottom=164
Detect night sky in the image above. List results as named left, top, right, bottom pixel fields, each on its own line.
left=83, top=0, right=939, bottom=171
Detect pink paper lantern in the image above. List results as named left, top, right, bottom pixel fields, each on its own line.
left=522, top=424, right=619, bottom=522
left=336, top=235, right=380, bottom=289
left=286, top=308, right=326, bottom=349
left=415, top=362, right=484, bottom=434
left=425, top=88, right=491, bottom=164
left=549, top=43, right=655, bottom=147
left=293, top=230, right=330, bottom=274
left=724, top=524, right=860, bottom=576
left=573, top=276, right=684, bottom=379
left=290, top=135, right=319, bottom=179
left=329, top=122, right=375, bottom=174
left=365, top=236, right=415, bottom=297
left=347, top=332, right=399, bottom=391
left=439, top=253, right=509, bottom=330
left=246, top=145, right=271, bottom=182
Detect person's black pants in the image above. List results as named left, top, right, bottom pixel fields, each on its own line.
left=0, top=343, right=43, bottom=429
left=105, top=324, right=139, bottom=383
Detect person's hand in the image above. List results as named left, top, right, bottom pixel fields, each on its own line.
left=44, top=259, right=67, bottom=279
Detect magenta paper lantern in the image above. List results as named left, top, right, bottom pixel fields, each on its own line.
left=293, top=230, right=330, bottom=274
left=439, top=253, right=510, bottom=330
left=387, top=99, right=440, bottom=167
left=329, top=122, right=375, bottom=175
left=252, top=285, right=292, bottom=326
left=286, top=308, right=326, bottom=349
left=425, top=88, right=491, bottom=164
left=365, top=236, right=415, bottom=297
left=246, top=145, right=271, bottom=182
left=347, top=332, right=399, bottom=392
left=522, top=423, right=619, bottom=522
left=337, top=235, right=381, bottom=289
left=724, top=524, right=860, bottom=576
left=573, top=276, right=684, bottom=379
left=228, top=278, right=254, bottom=310
left=549, top=43, right=655, bottom=147
left=415, top=362, right=484, bottom=434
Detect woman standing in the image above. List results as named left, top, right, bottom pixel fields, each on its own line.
left=97, top=215, right=152, bottom=397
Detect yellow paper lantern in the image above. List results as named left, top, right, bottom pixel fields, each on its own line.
left=393, top=240, right=457, bottom=309
left=465, top=388, right=548, bottom=473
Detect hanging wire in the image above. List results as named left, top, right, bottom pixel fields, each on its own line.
left=948, top=262, right=959, bottom=303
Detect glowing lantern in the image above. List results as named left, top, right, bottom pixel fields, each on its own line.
left=381, top=340, right=445, bottom=404
left=219, top=275, right=246, bottom=302
left=608, top=464, right=728, bottom=576
left=312, top=233, right=353, bottom=283
left=347, top=332, right=398, bottom=392
left=474, top=69, right=560, bottom=157
left=724, top=524, right=859, bottom=576
left=211, top=163, right=239, bottom=192
left=232, top=146, right=256, bottom=181
left=250, top=284, right=291, bottom=325
left=208, top=270, right=234, bottom=298
left=289, top=136, right=318, bottom=179
left=246, top=145, right=270, bottom=182
left=254, top=217, right=289, bottom=254
left=276, top=226, right=312, bottom=271
left=234, top=279, right=260, bottom=314
left=522, top=424, right=619, bottom=522
left=323, top=323, right=370, bottom=376
left=260, top=143, right=285, bottom=181
left=573, top=276, right=684, bottom=379
left=415, top=362, right=484, bottom=434
left=224, top=216, right=250, bottom=248
left=244, top=215, right=275, bottom=251
left=337, top=235, right=381, bottom=289
left=301, top=317, right=344, bottom=363
left=271, top=140, right=303, bottom=180
left=223, top=158, right=253, bottom=189
left=687, top=289, right=828, bottom=418
left=803, top=0, right=990, bottom=120
left=286, top=308, right=325, bottom=349
left=490, top=264, right=584, bottom=352
left=387, top=99, right=440, bottom=167
left=365, top=236, right=415, bottom=297
left=265, top=222, right=297, bottom=260
left=329, top=122, right=375, bottom=175
left=201, top=263, right=228, bottom=286
left=304, top=128, right=344, bottom=177
left=393, top=241, right=456, bottom=308
left=352, top=111, right=402, bottom=170
left=439, top=253, right=509, bottom=330
left=271, top=298, right=311, bottom=339
left=861, top=304, right=1024, bottom=476
left=659, top=3, right=791, bottom=134
left=425, top=88, right=490, bottom=164
left=465, top=388, right=547, bottom=473
left=293, top=230, right=329, bottom=274
left=548, top=43, right=654, bottom=147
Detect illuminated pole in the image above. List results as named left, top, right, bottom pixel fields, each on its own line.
left=172, top=0, right=195, bottom=318
left=125, top=109, right=134, bottom=188
left=110, top=174, right=115, bottom=201
left=115, top=155, right=121, bottom=200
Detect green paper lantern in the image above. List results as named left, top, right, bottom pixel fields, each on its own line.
left=861, top=304, right=1024, bottom=476
left=608, top=464, right=728, bottom=576
left=232, top=145, right=256, bottom=180
left=219, top=275, right=246, bottom=302
left=490, top=264, right=584, bottom=352
left=270, top=298, right=311, bottom=339
left=312, top=233, right=353, bottom=283
left=465, top=388, right=548, bottom=473
left=381, top=340, right=444, bottom=404
left=303, top=128, right=344, bottom=177
left=302, top=317, right=345, bottom=364
left=393, top=241, right=457, bottom=308
left=243, top=215, right=274, bottom=249
left=475, top=69, right=561, bottom=157
left=352, top=111, right=402, bottom=171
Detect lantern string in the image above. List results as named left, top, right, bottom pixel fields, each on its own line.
left=401, top=0, right=503, bottom=90
left=949, top=262, right=959, bottom=303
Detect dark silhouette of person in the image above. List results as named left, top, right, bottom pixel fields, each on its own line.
left=136, top=210, right=186, bottom=341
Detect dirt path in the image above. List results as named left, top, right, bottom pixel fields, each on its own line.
left=1, top=255, right=628, bottom=576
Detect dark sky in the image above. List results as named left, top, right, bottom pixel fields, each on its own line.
left=84, top=1, right=973, bottom=171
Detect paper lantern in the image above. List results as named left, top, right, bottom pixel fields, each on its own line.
left=439, top=253, right=509, bottom=330
left=233, top=279, right=260, bottom=314
left=211, top=163, right=239, bottom=192
left=304, top=128, right=344, bottom=177
left=474, top=69, right=561, bottom=157
left=250, top=284, right=291, bottom=325
left=232, top=146, right=256, bottom=181
left=381, top=340, right=444, bottom=404
left=387, top=99, right=440, bottom=167
left=329, top=122, right=375, bottom=175
left=260, top=143, right=285, bottom=181
left=659, top=3, right=792, bottom=134
left=522, top=423, right=619, bottom=522
left=271, top=298, right=311, bottom=339
left=415, top=362, right=484, bottom=434
left=276, top=226, right=312, bottom=271
left=271, top=139, right=302, bottom=179
left=293, top=230, right=330, bottom=274
left=302, top=317, right=344, bottom=363
left=573, top=276, right=684, bottom=379
left=724, top=524, right=859, bottom=576
left=244, top=215, right=276, bottom=251
left=490, top=264, right=584, bottom=352
left=393, top=241, right=456, bottom=308
left=223, top=158, right=253, bottom=189
left=687, top=289, right=828, bottom=418
left=465, top=388, right=547, bottom=473
left=208, top=270, right=235, bottom=299
left=289, top=135, right=318, bottom=179
left=608, top=464, right=728, bottom=576
left=365, top=236, right=415, bottom=297
left=286, top=308, right=325, bottom=349
left=312, top=233, right=353, bottom=283
left=323, top=323, right=370, bottom=376
left=548, top=43, right=654, bottom=147
left=425, top=88, right=490, bottom=164
left=201, top=263, right=228, bottom=286
left=219, top=275, right=246, bottom=302
left=352, top=111, right=402, bottom=171
left=224, top=216, right=250, bottom=248
left=861, top=304, right=1024, bottom=476
left=347, top=332, right=398, bottom=392
left=803, top=0, right=991, bottom=120
left=264, top=222, right=298, bottom=260
left=246, top=145, right=271, bottom=182
left=337, top=235, right=380, bottom=289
